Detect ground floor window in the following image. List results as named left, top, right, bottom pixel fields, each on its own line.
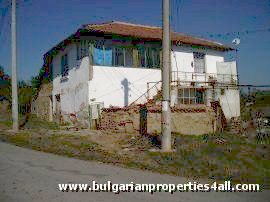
left=178, top=88, right=205, bottom=104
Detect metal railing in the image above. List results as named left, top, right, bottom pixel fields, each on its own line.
left=171, top=71, right=238, bottom=86
left=130, top=81, right=162, bottom=105
left=130, top=71, right=238, bottom=106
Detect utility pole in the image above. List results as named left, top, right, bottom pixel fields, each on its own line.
left=11, top=0, right=19, bottom=131
left=161, top=0, right=171, bottom=151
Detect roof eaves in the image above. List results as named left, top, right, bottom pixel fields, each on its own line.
left=44, top=22, right=235, bottom=61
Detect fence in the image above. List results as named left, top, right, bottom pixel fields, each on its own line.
left=18, top=103, right=31, bottom=115
left=171, top=71, right=238, bottom=86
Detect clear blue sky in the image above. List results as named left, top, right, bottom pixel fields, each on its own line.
left=0, top=0, right=269, bottom=85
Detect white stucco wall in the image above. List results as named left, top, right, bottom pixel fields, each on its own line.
left=50, top=42, right=239, bottom=121
left=205, top=55, right=224, bottom=74
left=216, top=61, right=240, bottom=119
left=86, top=46, right=226, bottom=109
left=171, top=45, right=241, bottom=119
left=88, top=66, right=161, bottom=108
left=171, top=45, right=224, bottom=73
left=52, top=43, right=90, bottom=117
left=218, top=89, right=240, bottom=119
left=171, top=46, right=194, bottom=73
left=171, top=46, right=224, bottom=84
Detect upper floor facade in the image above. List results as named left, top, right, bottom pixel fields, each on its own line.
left=42, top=21, right=239, bottom=114
left=44, top=21, right=236, bottom=87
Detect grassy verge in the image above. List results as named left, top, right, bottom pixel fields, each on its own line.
left=0, top=113, right=269, bottom=187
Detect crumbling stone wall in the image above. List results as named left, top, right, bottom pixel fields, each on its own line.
left=211, top=101, right=227, bottom=133
left=62, top=107, right=90, bottom=129
left=99, top=106, right=140, bottom=133
left=99, top=104, right=217, bottom=135
left=147, top=104, right=215, bottom=135
left=32, top=83, right=52, bottom=121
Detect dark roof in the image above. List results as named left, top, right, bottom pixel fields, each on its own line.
left=44, top=21, right=234, bottom=63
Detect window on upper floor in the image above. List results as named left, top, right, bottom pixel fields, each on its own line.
left=112, top=47, right=133, bottom=67
left=61, top=54, right=69, bottom=77
left=149, top=48, right=161, bottom=68
left=193, top=52, right=205, bottom=73
left=138, top=47, right=160, bottom=68
left=92, top=40, right=107, bottom=65
left=112, top=47, right=124, bottom=66
left=91, top=41, right=160, bottom=68
left=77, top=40, right=89, bottom=60
left=124, top=47, right=133, bottom=67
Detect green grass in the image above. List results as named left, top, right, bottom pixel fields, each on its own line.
left=254, top=93, right=270, bottom=108
left=240, top=90, right=270, bottom=120
left=21, top=114, right=59, bottom=130
left=0, top=130, right=269, bottom=186
left=0, top=112, right=269, bottom=187
left=145, top=133, right=270, bottom=185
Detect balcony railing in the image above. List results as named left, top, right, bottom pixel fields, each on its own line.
left=171, top=71, right=238, bottom=86
left=130, top=71, right=238, bottom=106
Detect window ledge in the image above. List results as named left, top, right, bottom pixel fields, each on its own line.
left=92, top=64, right=161, bottom=70
left=60, top=76, right=69, bottom=83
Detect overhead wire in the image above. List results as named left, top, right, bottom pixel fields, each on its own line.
left=193, top=27, right=270, bottom=40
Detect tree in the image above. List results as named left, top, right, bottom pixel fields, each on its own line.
left=0, top=65, right=11, bottom=81
left=0, top=65, right=11, bottom=103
